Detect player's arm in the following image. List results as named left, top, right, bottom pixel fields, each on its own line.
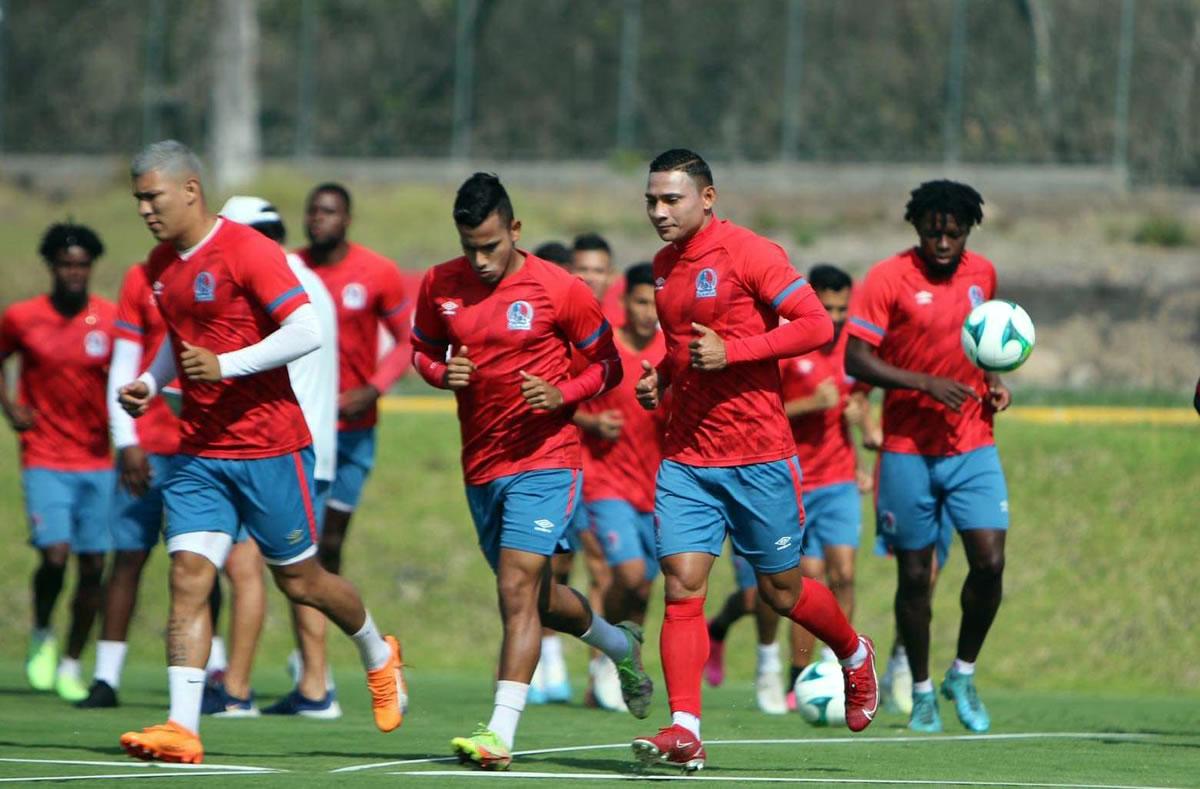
left=108, top=338, right=153, bottom=496
left=409, top=270, right=471, bottom=391
left=573, top=408, right=624, bottom=440
left=525, top=279, right=623, bottom=411
left=783, top=377, right=841, bottom=418
left=120, top=334, right=178, bottom=416
left=343, top=268, right=414, bottom=418
left=844, top=337, right=977, bottom=411
left=984, top=371, right=1011, bottom=412
left=0, top=312, right=33, bottom=431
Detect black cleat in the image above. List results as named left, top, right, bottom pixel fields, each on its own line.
left=76, top=680, right=119, bottom=708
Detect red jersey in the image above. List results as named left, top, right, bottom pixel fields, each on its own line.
left=846, top=248, right=997, bottom=456
left=297, top=242, right=410, bottom=431
left=601, top=278, right=626, bottom=328
left=653, top=217, right=830, bottom=466
left=0, top=295, right=115, bottom=471
left=145, top=219, right=312, bottom=459
left=579, top=331, right=666, bottom=513
left=779, top=333, right=856, bottom=490
left=114, top=263, right=181, bottom=456
left=412, top=254, right=620, bottom=485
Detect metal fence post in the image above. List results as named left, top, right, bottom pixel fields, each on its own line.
left=295, top=0, right=317, bottom=158
left=452, top=0, right=479, bottom=160
left=943, top=0, right=968, bottom=164
left=615, top=0, right=641, bottom=153
left=779, top=0, right=805, bottom=160
left=1113, top=0, right=1136, bottom=178
left=142, top=0, right=166, bottom=144
left=0, top=0, right=6, bottom=153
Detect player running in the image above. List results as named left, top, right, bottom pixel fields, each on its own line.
left=410, top=173, right=653, bottom=771
left=116, top=140, right=404, bottom=764
left=845, top=179, right=1010, bottom=733
left=630, top=149, right=878, bottom=773
left=1, top=223, right=115, bottom=703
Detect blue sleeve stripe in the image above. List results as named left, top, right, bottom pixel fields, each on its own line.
left=576, top=319, right=611, bottom=350
left=411, top=325, right=448, bottom=348
left=850, top=316, right=886, bottom=337
left=771, top=278, right=808, bottom=309
left=115, top=320, right=143, bottom=335
left=267, top=286, right=305, bottom=314
left=383, top=298, right=412, bottom=318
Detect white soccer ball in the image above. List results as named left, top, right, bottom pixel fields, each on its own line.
left=793, top=660, right=845, bottom=726
left=961, top=299, right=1036, bottom=372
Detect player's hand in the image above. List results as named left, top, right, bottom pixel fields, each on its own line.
left=118, top=445, right=153, bottom=497
left=812, top=378, right=840, bottom=411
left=862, top=425, right=883, bottom=451
left=595, top=409, right=625, bottom=440
left=3, top=402, right=35, bottom=431
left=338, top=385, right=380, bottom=420
left=856, top=468, right=875, bottom=494
left=445, top=345, right=475, bottom=390
left=635, top=360, right=660, bottom=410
left=118, top=381, right=153, bottom=417
left=519, top=370, right=564, bottom=411
left=921, top=375, right=980, bottom=412
left=180, top=341, right=221, bottom=382
left=987, top=380, right=1012, bottom=412
left=689, top=323, right=727, bottom=371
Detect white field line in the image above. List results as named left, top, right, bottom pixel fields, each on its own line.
left=0, top=758, right=275, bottom=772
left=0, top=771, right=273, bottom=783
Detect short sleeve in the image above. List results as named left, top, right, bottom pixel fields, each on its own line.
left=375, top=260, right=411, bottom=320
left=0, top=307, right=19, bottom=357
left=410, top=268, right=449, bottom=356
left=114, top=265, right=147, bottom=343
left=845, top=266, right=893, bottom=347
left=558, top=277, right=611, bottom=352
left=237, top=237, right=309, bottom=322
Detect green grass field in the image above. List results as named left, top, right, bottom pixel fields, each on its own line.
left=0, top=413, right=1197, bottom=786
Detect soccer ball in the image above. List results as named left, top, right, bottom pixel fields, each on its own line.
left=793, top=660, right=845, bottom=726
left=961, top=300, right=1036, bottom=372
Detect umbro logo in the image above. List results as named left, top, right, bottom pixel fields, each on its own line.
left=775, top=535, right=792, bottom=550
left=654, top=277, right=666, bottom=291
left=915, top=290, right=933, bottom=305
left=440, top=300, right=459, bottom=317
left=533, top=518, right=555, bottom=533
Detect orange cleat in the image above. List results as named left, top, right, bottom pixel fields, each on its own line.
left=366, top=635, right=407, bottom=732
left=119, top=721, right=204, bottom=764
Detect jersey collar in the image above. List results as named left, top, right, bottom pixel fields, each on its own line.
left=179, top=217, right=223, bottom=261
left=674, top=214, right=723, bottom=261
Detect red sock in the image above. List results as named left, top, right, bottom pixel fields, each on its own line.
left=789, top=577, right=858, bottom=659
left=661, top=596, right=707, bottom=717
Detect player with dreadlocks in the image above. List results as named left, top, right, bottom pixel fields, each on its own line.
left=845, top=179, right=1011, bottom=734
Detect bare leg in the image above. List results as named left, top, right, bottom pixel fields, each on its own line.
left=66, top=552, right=106, bottom=660
left=221, top=540, right=265, bottom=699
left=33, top=544, right=70, bottom=630
left=317, top=507, right=352, bottom=575
left=956, top=529, right=1005, bottom=663
left=100, top=550, right=151, bottom=641
left=894, top=547, right=935, bottom=683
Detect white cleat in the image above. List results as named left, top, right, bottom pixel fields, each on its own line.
left=589, top=655, right=628, bottom=712
left=882, top=654, right=913, bottom=716
left=755, top=669, right=788, bottom=715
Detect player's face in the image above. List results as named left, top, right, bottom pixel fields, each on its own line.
left=133, top=169, right=199, bottom=243
left=816, top=287, right=850, bottom=342
left=645, top=171, right=715, bottom=243
left=572, top=249, right=611, bottom=299
left=915, top=212, right=969, bottom=274
left=624, top=282, right=658, bottom=343
left=458, top=211, right=522, bottom=286
left=48, top=245, right=94, bottom=296
left=305, top=191, right=350, bottom=247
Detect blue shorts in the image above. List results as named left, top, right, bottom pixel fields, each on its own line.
left=801, top=482, right=862, bottom=557
left=465, top=469, right=582, bottom=572
left=565, top=499, right=588, bottom=553
left=163, top=448, right=319, bottom=564
left=328, top=428, right=376, bottom=512
left=233, top=478, right=331, bottom=545
left=111, top=454, right=179, bottom=552
left=23, top=468, right=114, bottom=553
left=655, top=457, right=805, bottom=576
left=874, top=510, right=954, bottom=568
left=732, top=551, right=757, bottom=591
left=875, top=445, right=1009, bottom=556
left=587, top=498, right=659, bottom=581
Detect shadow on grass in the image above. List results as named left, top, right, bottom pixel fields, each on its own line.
left=530, top=754, right=854, bottom=776
left=0, top=740, right=126, bottom=758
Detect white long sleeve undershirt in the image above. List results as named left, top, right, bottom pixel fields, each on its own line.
left=108, top=338, right=143, bottom=450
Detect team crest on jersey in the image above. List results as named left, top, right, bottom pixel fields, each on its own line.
left=654, top=276, right=666, bottom=291
left=193, top=271, right=216, bottom=302
left=797, top=359, right=815, bottom=375
left=342, top=283, right=367, bottom=310
left=507, top=300, right=534, bottom=330
left=915, top=290, right=933, bottom=306
left=695, top=268, right=718, bottom=298
left=84, top=330, right=109, bottom=358
left=152, top=281, right=165, bottom=297
left=968, top=284, right=985, bottom=307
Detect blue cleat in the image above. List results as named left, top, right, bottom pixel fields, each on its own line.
left=262, top=688, right=343, bottom=720
left=908, top=689, right=943, bottom=733
left=941, top=668, right=990, bottom=732
left=201, top=681, right=259, bottom=717
left=543, top=680, right=572, bottom=704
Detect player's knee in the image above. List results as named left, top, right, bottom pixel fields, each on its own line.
left=77, top=555, right=106, bottom=586
left=40, top=544, right=70, bottom=569
left=969, top=551, right=1005, bottom=580
left=169, top=554, right=217, bottom=602
left=897, top=563, right=933, bottom=595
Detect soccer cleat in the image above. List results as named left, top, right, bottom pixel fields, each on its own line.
left=909, top=689, right=943, bottom=733
left=786, top=689, right=798, bottom=712
left=262, top=688, right=343, bottom=720
left=882, top=653, right=914, bottom=716
left=120, top=721, right=204, bottom=764
left=76, top=679, right=118, bottom=708
left=56, top=672, right=89, bottom=703
left=941, top=668, right=990, bottom=732
left=542, top=652, right=572, bottom=704
left=841, top=636, right=878, bottom=732
left=26, top=636, right=57, bottom=691
left=702, top=635, right=725, bottom=687
left=589, top=655, right=628, bottom=712
left=451, top=725, right=512, bottom=771
left=527, top=659, right=549, bottom=705
left=631, top=724, right=706, bottom=773
left=201, top=683, right=259, bottom=717
left=755, top=669, right=788, bottom=715
left=614, top=621, right=654, bottom=719
left=366, top=635, right=407, bottom=732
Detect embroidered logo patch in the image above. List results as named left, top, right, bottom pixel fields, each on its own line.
left=695, top=268, right=718, bottom=299
left=84, top=330, right=109, bottom=358
left=507, top=301, right=534, bottom=330
left=968, top=284, right=985, bottom=307
left=342, top=283, right=367, bottom=310
left=193, top=271, right=215, bottom=303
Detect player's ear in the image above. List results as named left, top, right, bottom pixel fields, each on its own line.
left=701, top=184, right=717, bottom=211
left=509, top=218, right=522, bottom=244
left=183, top=175, right=202, bottom=206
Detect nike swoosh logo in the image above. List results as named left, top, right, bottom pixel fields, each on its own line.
left=186, top=679, right=204, bottom=685
left=673, top=739, right=694, bottom=749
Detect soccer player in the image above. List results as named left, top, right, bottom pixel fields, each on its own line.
left=116, top=140, right=404, bottom=764
left=573, top=232, right=625, bottom=327
left=844, top=179, right=1010, bottom=734
left=630, top=149, right=877, bottom=773
left=574, top=262, right=665, bottom=712
left=410, top=173, right=653, bottom=770
left=297, top=183, right=411, bottom=578
left=0, top=223, right=115, bottom=703
left=533, top=240, right=572, bottom=269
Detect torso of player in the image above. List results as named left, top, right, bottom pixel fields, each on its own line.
left=779, top=336, right=856, bottom=490
left=115, top=263, right=181, bottom=456
left=653, top=218, right=798, bottom=467
left=298, top=242, right=407, bottom=432
left=1, top=294, right=115, bottom=470
left=861, top=248, right=996, bottom=456
left=578, top=331, right=666, bottom=513
left=146, top=220, right=310, bottom=459
left=422, top=255, right=587, bottom=485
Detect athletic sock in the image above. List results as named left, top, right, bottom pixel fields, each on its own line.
left=952, top=658, right=976, bottom=676
left=891, top=645, right=910, bottom=671
left=788, top=578, right=858, bottom=662
left=94, top=640, right=129, bottom=689
left=206, top=637, right=227, bottom=673
left=789, top=664, right=803, bottom=689
left=671, top=711, right=701, bottom=740
left=167, top=666, right=205, bottom=733
left=487, top=680, right=528, bottom=749
left=31, top=627, right=54, bottom=646
left=756, top=642, right=781, bottom=675
left=541, top=635, right=564, bottom=665
left=580, top=615, right=631, bottom=663
left=838, top=639, right=868, bottom=670
left=913, top=678, right=934, bottom=694
left=350, top=612, right=392, bottom=671
left=541, top=634, right=567, bottom=683
left=57, top=657, right=81, bottom=681
left=661, top=596, right=707, bottom=718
